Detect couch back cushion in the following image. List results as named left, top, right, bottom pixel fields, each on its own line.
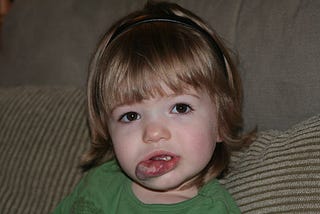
left=0, top=87, right=90, bottom=213
left=1, top=0, right=319, bottom=131
left=221, top=114, right=320, bottom=213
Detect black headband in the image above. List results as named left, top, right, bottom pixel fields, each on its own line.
left=107, top=15, right=227, bottom=77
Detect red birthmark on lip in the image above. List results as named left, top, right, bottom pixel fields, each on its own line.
left=135, top=151, right=180, bottom=180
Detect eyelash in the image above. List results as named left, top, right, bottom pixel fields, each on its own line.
left=118, top=103, right=194, bottom=123
left=118, top=111, right=141, bottom=123
left=171, top=103, right=194, bottom=114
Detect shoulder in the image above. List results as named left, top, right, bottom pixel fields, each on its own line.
left=83, top=160, right=123, bottom=183
left=198, top=179, right=241, bottom=213
left=52, top=160, right=127, bottom=213
left=77, top=160, right=126, bottom=194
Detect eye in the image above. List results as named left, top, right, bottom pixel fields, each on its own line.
left=119, top=111, right=141, bottom=123
left=171, top=103, right=193, bottom=114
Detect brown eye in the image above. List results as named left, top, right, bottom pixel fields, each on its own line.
left=119, top=112, right=140, bottom=122
left=172, top=103, right=193, bottom=114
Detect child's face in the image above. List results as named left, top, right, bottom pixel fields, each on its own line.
left=107, top=85, right=220, bottom=193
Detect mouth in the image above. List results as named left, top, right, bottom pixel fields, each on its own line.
left=135, top=151, right=180, bottom=180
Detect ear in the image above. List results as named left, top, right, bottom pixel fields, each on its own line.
left=215, top=129, right=223, bottom=143
left=216, top=134, right=223, bottom=143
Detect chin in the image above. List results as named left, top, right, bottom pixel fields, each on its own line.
left=138, top=175, right=192, bottom=192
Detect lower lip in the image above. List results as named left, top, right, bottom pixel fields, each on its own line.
left=135, top=153, right=180, bottom=180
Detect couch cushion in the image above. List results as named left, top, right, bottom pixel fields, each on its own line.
left=1, top=0, right=320, bottom=131
left=221, top=114, right=320, bottom=213
left=0, top=87, right=90, bottom=213
left=234, top=0, right=320, bottom=131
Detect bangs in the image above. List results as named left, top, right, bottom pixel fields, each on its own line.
left=97, top=23, right=217, bottom=113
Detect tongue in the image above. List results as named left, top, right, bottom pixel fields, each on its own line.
left=135, top=155, right=179, bottom=180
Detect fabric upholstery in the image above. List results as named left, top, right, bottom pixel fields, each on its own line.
left=0, top=87, right=89, bottom=213
left=221, top=114, right=320, bottom=213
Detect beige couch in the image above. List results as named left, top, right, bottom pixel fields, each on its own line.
left=0, top=0, right=319, bottom=213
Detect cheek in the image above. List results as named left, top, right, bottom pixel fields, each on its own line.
left=108, top=128, right=138, bottom=170
left=112, top=135, right=135, bottom=159
left=112, top=141, right=138, bottom=179
left=189, top=134, right=216, bottom=158
left=109, top=125, right=145, bottom=167
left=182, top=119, right=218, bottom=158
left=108, top=124, right=138, bottom=153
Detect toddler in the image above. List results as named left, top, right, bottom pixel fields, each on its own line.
left=53, top=1, right=255, bottom=213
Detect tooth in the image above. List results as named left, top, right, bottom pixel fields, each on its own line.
left=152, top=156, right=172, bottom=161
left=164, top=156, right=172, bottom=161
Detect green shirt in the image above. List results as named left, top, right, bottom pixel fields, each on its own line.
left=53, top=161, right=240, bottom=213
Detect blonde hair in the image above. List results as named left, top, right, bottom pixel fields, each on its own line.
left=82, top=1, right=255, bottom=188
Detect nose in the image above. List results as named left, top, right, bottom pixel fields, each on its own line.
left=142, top=121, right=171, bottom=143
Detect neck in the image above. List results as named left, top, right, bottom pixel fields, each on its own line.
left=131, top=182, right=199, bottom=204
